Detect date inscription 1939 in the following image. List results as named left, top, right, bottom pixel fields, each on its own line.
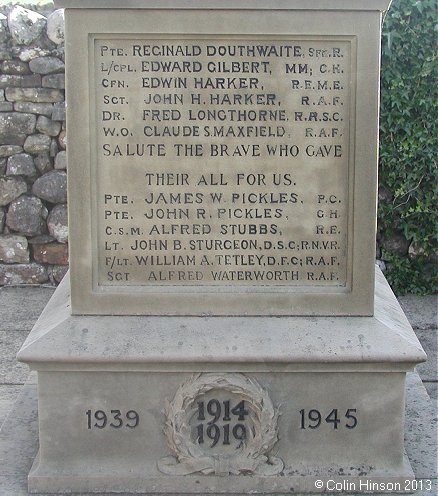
left=195, top=399, right=249, bottom=448
left=86, top=409, right=140, bottom=429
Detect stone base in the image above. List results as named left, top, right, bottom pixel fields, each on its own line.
left=18, top=268, right=426, bottom=494
left=28, top=455, right=415, bottom=494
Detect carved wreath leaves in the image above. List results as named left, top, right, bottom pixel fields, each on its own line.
left=157, top=373, right=283, bottom=476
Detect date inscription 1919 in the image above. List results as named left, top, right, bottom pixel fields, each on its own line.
left=195, top=399, right=249, bottom=448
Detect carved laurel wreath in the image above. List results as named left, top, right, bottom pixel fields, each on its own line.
left=157, top=373, right=283, bottom=476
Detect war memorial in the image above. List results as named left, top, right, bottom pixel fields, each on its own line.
left=16, top=1, right=427, bottom=494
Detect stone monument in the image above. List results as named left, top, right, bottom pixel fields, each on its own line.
left=18, top=1, right=426, bottom=494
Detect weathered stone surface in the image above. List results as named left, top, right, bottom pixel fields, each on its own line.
left=1, top=60, right=31, bottom=75
left=32, top=242, right=68, bottom=265
left=28, top=234, right=54, bottom=245
left=0, top=102, right=14, bottom=112
left=0, top=132, right=25, bottom=146
left=42, top=73, right=65, bottom=89
left=58, top=130, right=66, bottom=149
left=50, top=138, right=58, bottom=158
left=54, top=150, right=66, bottom=170
left=51, top=102, right=65, bottom=121
left=0, top=262, right=48, bottom=285
left=0, top=235, right=29, bottom=263
left=8, top=7, right=47, bottom=46
left=33, top=153, right=52, bottom=174
left=49, top=264, right=68, bottom=284
left=32, top=170, right=67, bottom=204
left=5, top=88, right=64, bottom=103
left=29, top=57, right=64, bottom=75
left=0, top=177, right=27, bottom=206
left=6, top=154, right=36, bottom=177
left=23, top=134, right=51, bottom=155
left=0, top=145, right=23, bottom=158
left=18, top=47, right=50, bottom=62
left=47, top=9, right=65, bottom=45
left=0, top=90, right=4, bottom=102
left=0, top=158, right=6, bottom=175
left=47, top=203, right=68, bottom=243
left=0, top=13, right=7, bottom=44
left=0, top=113, right=36, bottom=136
left=14, top=102, right=53, bottom=117
left=36, top=115, right=61, bottom=137
left=0, top=50, right=11, bottom=62
left=0, top=74, right=42, bottom=89
left=0, top=207, right=5, bottom=233
left=6, top=196, right=46, bottom=236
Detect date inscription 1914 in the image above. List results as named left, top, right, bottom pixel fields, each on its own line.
left=195, top=399, right=249, bottom=448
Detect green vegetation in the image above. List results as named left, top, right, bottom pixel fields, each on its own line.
left=379, top=0, right=437, bottom=294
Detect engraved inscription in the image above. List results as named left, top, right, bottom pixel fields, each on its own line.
left=85, top=409, right=140, bottom=429
left=193, top=397, right=250, bottom=450
left=299, top=408, right=358, bottom=430
left=158, top=373, right=283, bottom=476
left=93, top=38, right=353, bottom=288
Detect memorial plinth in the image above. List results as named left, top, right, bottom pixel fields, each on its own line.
left=18, top=0, right=427, bottom=494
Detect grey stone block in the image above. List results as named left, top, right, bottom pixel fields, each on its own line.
left=14, top=102, right=53, bottom=117
left=42, top=73, right=65, bottom=89
left=0, top=176, right=27, bottom=207
left=6, top=153, right=36, bottom=177
left=48, top=264, right=68, bottom=284
left=0, top=235, right=29, bottom=263
left=0, top=132, right=25, bottom=146
left=47, top=9, right=65, bottom=45
left=8, top=6, right=47, bottom=46
left=0, top=13, right=7, bottom=44
left=0, top=102, right=13, bottom=112
left=23, top=133, right=51, bottom=154
left=32, top=170, right=67, bottom=204
left=0, top=208, right=4, bottom=233
left=47, top=203, right=68, bottom=243
left=0, top=112, right=36, bottom=135
left=33, top=153, right=53, bottom=174
left=51, top=101, right=66, bottom=121
left=5, top=88, right=64, bottom=104
left=54, top=150, right=66, bottom=169
left=6, top=196, right=47, bottom=236
left=0, top=263, right=49, bottom=285
left=0, top=74, right=42, bottom=89
left=36, top=115, right=61, bottom=137
left=0, top=60, right=31, bottom=76
left=29, top=56, right=65, bottom=75
left=0, top=145, right=23, bottom=159
left=18, top=47, right=50, bottom=62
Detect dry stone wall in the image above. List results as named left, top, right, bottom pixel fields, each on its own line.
left=0, top=4, right=67, bottom=285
